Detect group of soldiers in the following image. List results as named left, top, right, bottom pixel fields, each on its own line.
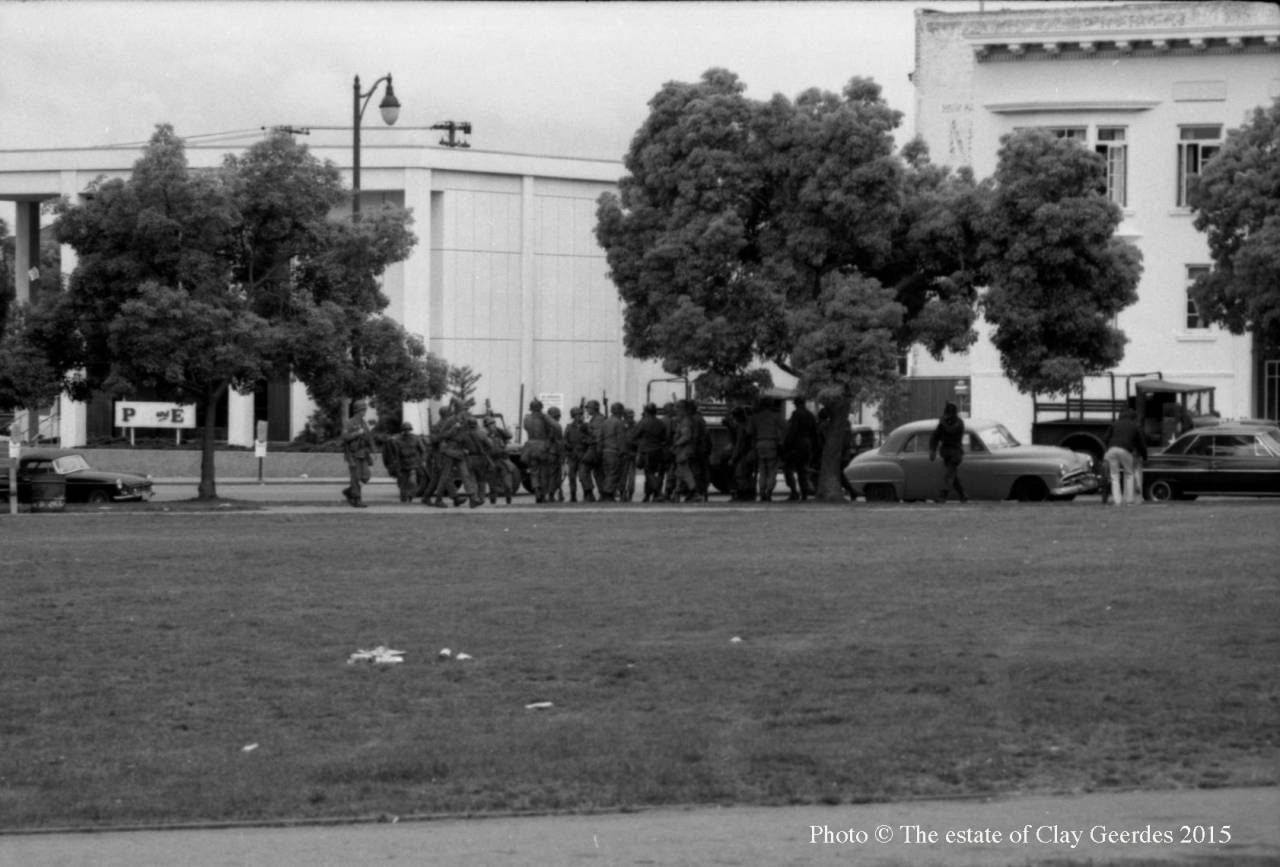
left=340, top=394, right=865, bottom=508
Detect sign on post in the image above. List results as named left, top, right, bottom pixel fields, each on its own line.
left=114, top=401, right=197, bottom=446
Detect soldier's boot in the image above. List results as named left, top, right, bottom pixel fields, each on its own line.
left=583, top=491, right=596, bottom=503
left=570, top=493, right=578, bottom=503
left=342, top=487, right=352, bottom=503
left=470, top=497, right=484, bottom=509
left=351, top=498, right=368, bottom=509
left=427, top=497, right=447, bottom=508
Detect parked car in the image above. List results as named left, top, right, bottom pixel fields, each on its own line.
left=1142, top=423, right=1280, bottom=501
left=844, top=418, right=1099, bottom=502
left=1, top=449, right=154, bottom=505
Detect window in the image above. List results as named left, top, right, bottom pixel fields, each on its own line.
left=1014, top=126, right=1128, bottom=207
left=1186, top=265, right=1210, bottom=330
left=1176, top=125, right=1222, bottom=207
left=1096, top=127, right=1127, bottom=207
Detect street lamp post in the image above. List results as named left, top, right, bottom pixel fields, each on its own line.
left=352, top=73, right=401, bottom=218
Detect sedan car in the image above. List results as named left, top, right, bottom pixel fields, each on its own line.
left=1142, top=423, right=1280, bottom=501
left=1, top=449, right=154, bottom=504
left=844, top=418, right=1099, bottom=502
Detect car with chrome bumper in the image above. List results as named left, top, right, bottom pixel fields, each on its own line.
left=845, top=418, right=1099, bottom=502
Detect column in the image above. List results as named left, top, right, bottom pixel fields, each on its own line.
left=401, top=167, right=432, bottom=428
left=57, top=171, right=88, bottom=446
left=226, top=390, right=254, bottom=447
left=519, top=176, right=536, bottom=405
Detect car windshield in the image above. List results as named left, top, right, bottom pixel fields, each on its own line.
left=973, top=423, right=1020, bottom=450
left=51, top=455, right=92, bottom=474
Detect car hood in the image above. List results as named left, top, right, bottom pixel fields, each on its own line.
left=63, top=468, right=152, bottom=484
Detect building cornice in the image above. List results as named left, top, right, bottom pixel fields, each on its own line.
left=970, top=24, right=1279, bottom=62
left=984, top=100, right=1160, bottom=114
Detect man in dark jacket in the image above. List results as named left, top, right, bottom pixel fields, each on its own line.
left=629, top=403, right=669, bottom=502
left=1104, top=408, right=1148, bottom=506
left=746, top=397, right=787, bottom=502
left=928, top=401, right=967, bottom=503
left=783, top=396, right=819, bottom=501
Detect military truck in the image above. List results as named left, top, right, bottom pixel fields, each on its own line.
left=1031, top=372, right=1217, bottom=461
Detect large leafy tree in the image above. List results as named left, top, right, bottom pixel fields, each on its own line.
left=978, top=129, right=1142, bottom=396
left=596, top=70, right=981, bottom=498
left=42, top=125, right=445, bottom=498
left=1188, top=98, right=1280, bottom=355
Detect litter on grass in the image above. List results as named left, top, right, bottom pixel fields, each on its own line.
left=348, top=646, right=406, bottom=664
left=525, top=701, right=554, bottom=710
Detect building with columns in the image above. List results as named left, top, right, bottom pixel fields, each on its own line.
left=0, top=126, right=674, bottom=446
left=908, top=1, right=1280, bottom=438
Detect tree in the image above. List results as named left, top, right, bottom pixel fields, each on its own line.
left=596, top=70, right=979, bottom=498
left=1189, top=98, right=1280, bottom=355
left=977, top=129, right=1142, bottom=396
left=43, top=125, right=445, bottom=498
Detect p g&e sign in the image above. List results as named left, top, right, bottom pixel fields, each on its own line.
left=114, top=401, right=197, bottom=429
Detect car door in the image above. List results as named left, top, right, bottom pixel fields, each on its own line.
left=1170, top=435, right=1215, bottom=494
left=1213, top=434, right=1280, bottom=494
left=899, top=432, right=945, bottom=501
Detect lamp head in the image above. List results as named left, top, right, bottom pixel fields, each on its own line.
left=379, top=76, right=401, bottom=126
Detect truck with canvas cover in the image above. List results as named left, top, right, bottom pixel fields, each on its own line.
left=1031, top=372, right=1217, bottom=461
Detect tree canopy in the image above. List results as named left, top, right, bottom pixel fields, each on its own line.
left=1189, top=97, right=1280, bottom=354
left=598, top=69, right=1146, bottom=497
left=38, top=124, right=445, bottom=497
left=597, top=70, right=989, bottom=496
left=978, top=128, right=1142, bottom=396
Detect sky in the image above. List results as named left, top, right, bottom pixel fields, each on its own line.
left=0, top=0, right=1069, bottom=227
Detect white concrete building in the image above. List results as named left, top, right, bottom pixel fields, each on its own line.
left=909, top=1, right=1280, bottom=439
left=0, top=126, right=676, bottom=445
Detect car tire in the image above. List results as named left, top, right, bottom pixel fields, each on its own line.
left=86, top=489, right=112, bottom=505
left=864, top=483, right=897, bottom=502
left=1011, top=477, right=1049, bottom=502
left=1146, top=479, right=1176, bottom=502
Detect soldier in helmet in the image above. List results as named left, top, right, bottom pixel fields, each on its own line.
left=522, top=399, right=555, bottom=503
left=426, top=400, right=483, bottom=508
left=391, top=422, right=427, bottom=503
left=341, top=400, right=376, bottom=508
left=582, top=399, right=606, bottom=501
left=563, top=405, right=592, bottom=503
left=546, top=406, right=566, bottom=502
left=600, top=401, right=628, bottom=502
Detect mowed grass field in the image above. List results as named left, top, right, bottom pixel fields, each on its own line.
left=1, top=501, right=1277, bottom=830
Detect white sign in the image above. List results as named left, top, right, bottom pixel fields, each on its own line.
left=254, top=440, right=267, bottom=459
left=538, top=393, right=565, bottom=412
left=114, top=401, right=197, bottom=429
left=7, top=439, right=18, bottom=460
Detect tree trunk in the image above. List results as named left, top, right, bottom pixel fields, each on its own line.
left=196, top=384, right=226, bottom=500
left=815, top=396, right=853, bottom=502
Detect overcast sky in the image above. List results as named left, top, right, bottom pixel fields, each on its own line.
left=1, top=0, right=1070, bottom=227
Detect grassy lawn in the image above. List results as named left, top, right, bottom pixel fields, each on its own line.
left=1, top=501, right=1276, bottom=830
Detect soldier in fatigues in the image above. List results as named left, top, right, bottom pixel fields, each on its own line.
left=547, top=406, right=566, bottom=502
left=563, top=406, right=592, bottom=503
left=522, top=399, right=556, bottom=503
left=341, top=400, right=376, bottom=508
left=390, top=422, right=427, bottom=503
left=427, top=401, right=483, bottom=508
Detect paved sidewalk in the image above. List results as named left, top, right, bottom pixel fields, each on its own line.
left=2, top=787, right=1275, bottom=866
